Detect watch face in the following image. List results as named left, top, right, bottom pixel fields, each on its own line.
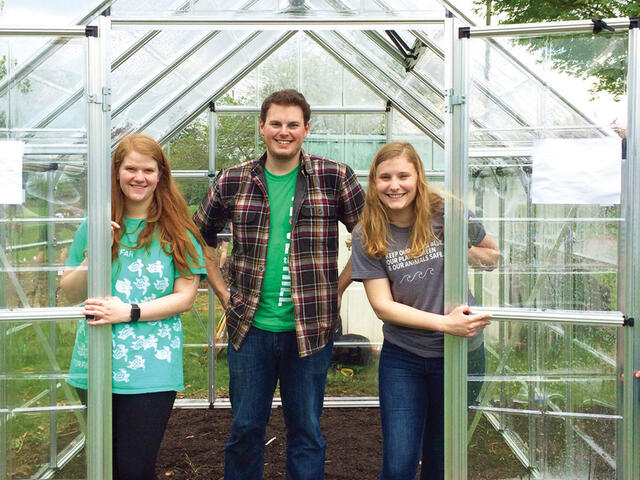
left=130, top=304, right=140, bottom=323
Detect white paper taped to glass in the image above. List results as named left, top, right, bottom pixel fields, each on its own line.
left=531, top=137, right=621, bottom=205
left=0, top=140, right=25, bottom=205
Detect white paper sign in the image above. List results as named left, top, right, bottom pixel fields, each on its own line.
left=0, top=140, right=24, bottom=204
left=531, top=137, right=621, bottom=205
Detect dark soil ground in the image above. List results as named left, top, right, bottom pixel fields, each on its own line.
left=155, top=407, right=530, bottom=480
left=156, top=407, right=383, bottom=480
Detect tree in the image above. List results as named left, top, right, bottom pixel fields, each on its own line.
left=474, top=0, right=640, bottom=99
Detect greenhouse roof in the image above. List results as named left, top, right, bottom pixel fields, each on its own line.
left=0, top=0, right=613, bottom=157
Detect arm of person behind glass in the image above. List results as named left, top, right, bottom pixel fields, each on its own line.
left=337, top=255, right=353, bottom=311
left=60, top=221, right=119, bottom=304
left=205, top=246, right=230, bottom=309
left=468, top=234, right=500, bottom=271
left=363, top=277, right=491, bottom=337
left=83, top=274, right=200, bottom=325
left=60, top=258, right=89, bottom=304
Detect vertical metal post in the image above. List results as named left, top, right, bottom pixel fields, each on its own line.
left=86, top=12, right=112, bottom=480
left=385, top=101, right=392, bottom=143
left=444, top=13, right=469, bottom=480
left=47, top=168, right=58, bottom=470
left=620, top=21, right=640, bottom=480
left=563, top=209, right=575, bottom=475
left=0, top=209, right=7, bottom=480
left=207, top=101, right=217, bottom=407
left=527, top=321, right=536, bottom=469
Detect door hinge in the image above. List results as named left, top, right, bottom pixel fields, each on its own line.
left=445, top=89, right=466, bottom=113
left=88, top=87, right=111, bottom=113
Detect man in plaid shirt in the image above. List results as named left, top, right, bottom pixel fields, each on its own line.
left=194, top=89, right=364, bottom=480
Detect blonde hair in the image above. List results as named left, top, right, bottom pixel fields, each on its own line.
left=111, top=134, right=209, bottom=276
left=360, top=142, right=444, bottom=258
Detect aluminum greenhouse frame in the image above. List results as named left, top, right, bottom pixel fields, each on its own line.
left=0, top=5, right=638, bottom=480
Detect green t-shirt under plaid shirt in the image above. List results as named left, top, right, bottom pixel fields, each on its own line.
left=66, top=217, right=207, bottom=394
left=252, top=166, right=298, bottom=332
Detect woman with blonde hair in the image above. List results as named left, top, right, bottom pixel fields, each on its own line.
left=61, top=134, right=208, bottom=480
left=351, top=142, right=499, bottom=480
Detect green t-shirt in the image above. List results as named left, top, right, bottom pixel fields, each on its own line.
left=66, top=217, right=207, bottom=394
left=252, top=166, right=298, bottom=332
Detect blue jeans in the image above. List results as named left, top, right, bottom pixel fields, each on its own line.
left=225, top=327, right=334, bottom=480
left=378, top=341, right=485, bottom=480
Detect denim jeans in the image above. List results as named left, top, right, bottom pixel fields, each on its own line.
left=225, top=326, right=334, bottom=480
left=378, top=341, right=485, bottom=480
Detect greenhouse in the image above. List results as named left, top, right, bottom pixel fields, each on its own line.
left=0, top=0, right=639, bottom=479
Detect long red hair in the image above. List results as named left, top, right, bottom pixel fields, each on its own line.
left=360, top=142, right=444, bottom=259
left=111, top=134, right=208, bottom=276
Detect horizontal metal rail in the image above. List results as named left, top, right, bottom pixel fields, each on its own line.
left=0, top=307, right=84, bottom=322
left=467, top=17, right=630, bottom=38
left=0, top=217, right=84, bottom=224
left=213, top=105, right=389, bottom=113
left=473, top=217, right=623, bottom=223
left=470, top=405, right=621, bottom=421
left=112, top=15, right=445, bottom=29
left=9, top=405, right=85, bottom=414
left=5, top=239, right=73, bottom=252
left=0, top=26, right=88, bottom=36
left=174, top=396, right=380, bottom=409
left=183, top=341, right=383, bottom=348
left=22, top=144, right=88, bottom=155
left=472, top=307, right=625, bottom=326
left=171, top=170, right=210, bottom=179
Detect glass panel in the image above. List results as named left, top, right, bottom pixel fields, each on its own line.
left=218, top=70, right=259, bottom=107
left=166, top=115, right=209, bottom=171
left=0, top=37, right=85, bottom=130
left=4, top=320, right=85, bottom=478
left=1, top=32, right=89, bottom=480
left=139, top=30, right=290, bottom=142
left=468, top=32, right=627, bottom=312
left=467, top=30, right=627, bottom=479
left=468, top=322, right=618, bottom=479
left=182, top=289, right=213, bottom=399
left=175, top=177, right=211, bottom=213
left=215, top=113, right=261, bottom=169
left=311, top=30, right=444, bottom=141
left=390, top=109, right=441, bottom=171
left=3, top=157, right=87, bottom=309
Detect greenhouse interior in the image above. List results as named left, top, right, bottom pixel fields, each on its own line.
left=0, top=0, right=639, bottom=479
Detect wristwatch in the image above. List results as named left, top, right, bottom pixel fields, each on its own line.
left=129, top=303, right=140, bottom=323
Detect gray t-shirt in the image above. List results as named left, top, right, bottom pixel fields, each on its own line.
left=351, top=214, right=486, bottom=358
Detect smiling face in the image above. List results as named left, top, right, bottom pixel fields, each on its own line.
left=375, top=154, right=418, bottom=225
left=259, top=103, right=310, bottom=171
left=117, top=150, right=159, bottom=216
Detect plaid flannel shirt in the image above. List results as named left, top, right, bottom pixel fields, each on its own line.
left=193, top=151, right=364, bottom=357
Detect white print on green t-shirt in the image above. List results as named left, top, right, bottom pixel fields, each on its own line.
left=278, top=197, right=294, bottom=307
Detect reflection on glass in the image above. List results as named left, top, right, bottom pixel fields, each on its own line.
left=468, top=322, right=617, bottom=479
left=468, top=167, right=620, bottom=311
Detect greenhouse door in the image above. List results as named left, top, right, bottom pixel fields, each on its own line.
left=443, top=17, right=640, bottom=480
left=0, top=15, right=112, bottom=480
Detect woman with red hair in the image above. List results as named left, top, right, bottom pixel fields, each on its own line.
left=61, top=134, right=208, bottom=479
